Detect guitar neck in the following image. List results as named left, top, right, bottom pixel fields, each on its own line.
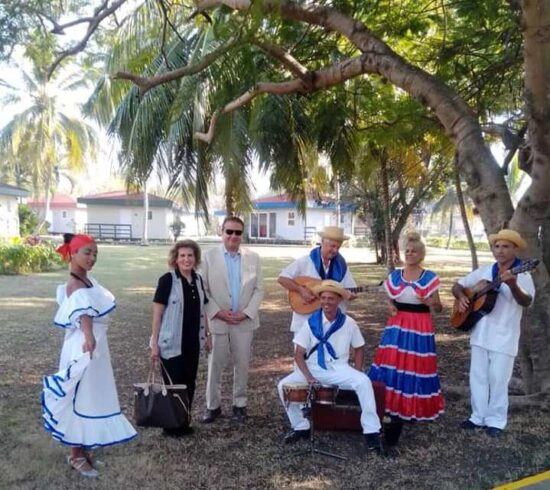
left=471, top=260, right=537, bottom=301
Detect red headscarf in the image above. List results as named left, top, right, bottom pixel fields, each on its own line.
left=56, top=234, right=96, bottom=262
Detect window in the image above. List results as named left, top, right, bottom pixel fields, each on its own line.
left=288, top=211, right=295, bottom=226
left=249, top=212, right=276, bottom=238
left=148, top=211, right=153, bottom=220
left=340, top=213, right=345, bottom=224
left=62, top=211, right=67, bottom=218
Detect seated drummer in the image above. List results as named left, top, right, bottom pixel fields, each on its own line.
left=277, top=280, right=382, bottom=453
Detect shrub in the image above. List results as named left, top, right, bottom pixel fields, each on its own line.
left=0, top=242, right=64, bottom=275
left=18, top=204, right=40, bottom=236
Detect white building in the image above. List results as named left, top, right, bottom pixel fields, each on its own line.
left=27, top=193, right=87, bottom=234
left=0, top=183, right=30, bottom=239
left=78, top=191, right=179, bottom=240
left=217, top=194, right=356, bottom=242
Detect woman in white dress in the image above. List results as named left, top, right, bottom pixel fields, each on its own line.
left=42, top=234, right=136, bottom=478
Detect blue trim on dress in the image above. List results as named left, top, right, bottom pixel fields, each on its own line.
left=47, top=432, right=137, bottom=449
left=72, top=380, right=122, bottom=419
left=44, top=375, right=66, bottom=398
left=378, top=326, right=437, bottom=355
left=54, top=303, right=116, bottom=329
left=369, top=365, right=442, bottom=396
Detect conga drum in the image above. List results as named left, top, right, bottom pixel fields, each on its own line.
left=282, top=383, right=309, bottom=405
left=312, top=384, right=338, bottom=405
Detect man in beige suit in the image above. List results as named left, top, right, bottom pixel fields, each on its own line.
left=200, top=216, right=264, bottom=423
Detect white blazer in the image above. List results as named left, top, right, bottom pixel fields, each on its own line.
left=200, top=245, right=264, bottom=334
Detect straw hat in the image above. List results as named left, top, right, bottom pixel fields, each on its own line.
left=311, top=280, right=347, bottom=298
left=318, top=226, right=349, bottom=242
left=488, top=229, right=527, bottom=250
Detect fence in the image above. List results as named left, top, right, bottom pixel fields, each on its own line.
left=84, top=223, right=133, bottom=241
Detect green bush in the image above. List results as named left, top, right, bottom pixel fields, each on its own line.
left=18, top=204, right=40, bottom=236
left=425, top=236, right=490, bottom=251
left=0, top=242, right=64, bottom=275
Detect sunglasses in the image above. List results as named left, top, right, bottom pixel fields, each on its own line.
left=224, top=229, right=243, bottom=236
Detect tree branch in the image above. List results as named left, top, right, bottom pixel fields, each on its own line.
left=112, top=38, right=241, bottom=97
left=251, top=40, right=312, bottom=84
left=194, top=53, right=379, bottom=143
left=46, top=0, right=128, bottom=80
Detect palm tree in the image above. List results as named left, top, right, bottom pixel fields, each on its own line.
left=0, top=57, right=97, bottom=229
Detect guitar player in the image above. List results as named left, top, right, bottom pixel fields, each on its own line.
left=278, top=226, right=358, bottom=337
left=451, top=229, right=535, bottom=437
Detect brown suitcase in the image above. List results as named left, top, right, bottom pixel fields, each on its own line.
left=311, top=381, right=386, bottom=431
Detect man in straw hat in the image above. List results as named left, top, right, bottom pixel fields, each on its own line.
left=451, top=229, right=534, bottom=437
left=277, top=280, right=382, bottom=453
left=278, top=226, right=357, bottom=334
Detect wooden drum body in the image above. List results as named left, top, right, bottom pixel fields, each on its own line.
left=282, top=383, right=309, bottom=403
left=313, top=384, right=338, bottom=405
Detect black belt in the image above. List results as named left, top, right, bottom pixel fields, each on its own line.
left=393, top=301, right=430, bottom=313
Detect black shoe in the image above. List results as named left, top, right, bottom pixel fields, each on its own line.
left=485, top=426, right=504, bottom=438
left=460, top=420, right=485, bottom=430
left=162, top=426, right=195, bottom=437
left=364, top=433, right=382, bottom=454
left=232, top=406, right=247, bottom=423
left=284, top=429, right=310, bottom=444
left=201, top=407, right=222, bottom=423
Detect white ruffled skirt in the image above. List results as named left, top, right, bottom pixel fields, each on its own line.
left=42, top=323, right=137, bottom=448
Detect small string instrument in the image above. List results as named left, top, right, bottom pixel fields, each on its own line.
left=450, top=258, right=539, bottom=331
left=288, top=276, right=384, bottom=315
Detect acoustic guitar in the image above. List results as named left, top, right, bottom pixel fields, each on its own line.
left=288, top=276, right=384, bottom=315
left=450, top=258, right=539, bottom=332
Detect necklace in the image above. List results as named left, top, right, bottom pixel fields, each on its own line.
left=70, top=272, right=93, bottom=288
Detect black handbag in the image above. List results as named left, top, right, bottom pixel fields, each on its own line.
left=133, top=362, right=190, bottom=429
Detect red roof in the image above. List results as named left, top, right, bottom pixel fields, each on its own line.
left=27, top=193, right=77, bottom=208
left=77, top=191, right=173, bottom=208
left=254, top=194, right=291, bottom=203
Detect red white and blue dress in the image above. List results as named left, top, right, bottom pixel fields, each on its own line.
left=368, top=269, right=444, bottom=420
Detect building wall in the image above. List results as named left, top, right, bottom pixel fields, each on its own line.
left=86, top=205, right=172, bottom=239
left=0, top=195, right=20, bottom=238
left=247, top=206, right=354, bottom=241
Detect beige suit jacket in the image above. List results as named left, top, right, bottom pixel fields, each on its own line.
left=201, top=245, right=263, bottom=334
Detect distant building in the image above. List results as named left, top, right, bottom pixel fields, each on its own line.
left=217, top=194, right=357, bottom=242
left=27, top=193, right=87, bottom=234
left=0, top=183, right=30, bottom=238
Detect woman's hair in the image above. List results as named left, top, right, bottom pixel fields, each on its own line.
left=405, top=231, right=426, bottom=260
left=168, top=239, right=201, bottom=268
left=62, top=233, right=75, bottom=244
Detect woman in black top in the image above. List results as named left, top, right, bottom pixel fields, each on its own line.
left=151, top=240, right=210, bottom=436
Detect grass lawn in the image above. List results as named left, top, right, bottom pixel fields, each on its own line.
left=0, top=244, right=548, bottom=489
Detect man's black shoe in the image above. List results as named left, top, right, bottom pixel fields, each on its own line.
left=201, top=407, right=222, bottom=423
left=485, top=426, right=504, bottom=438
left=284, top=429, right=310, bottom=444
left=364, top=433, right=382, bottom=454
left=232, top=406, right=248, bottom=423
left=460, top=420, right=485, bottom=430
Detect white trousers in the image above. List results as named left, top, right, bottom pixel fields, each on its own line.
left=277, top=364, right=381, bottom=434
left=469, top=345, right=515, bottom=429
left=206, top=330, right=254, bottom=409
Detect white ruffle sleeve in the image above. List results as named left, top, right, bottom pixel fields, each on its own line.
left=53, top=280, right=116, bottom=329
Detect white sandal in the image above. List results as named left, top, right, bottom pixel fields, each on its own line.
left=67, top=456, right=99, bottom=478
left=84, top=450, right=105, bottom=469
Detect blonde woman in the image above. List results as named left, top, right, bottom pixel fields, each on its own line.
left=368, top=233, right=444, bottom=433
left=150, top=240, right=210, bottom=436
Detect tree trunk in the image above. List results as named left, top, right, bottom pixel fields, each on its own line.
left=508, top=0, right=550, bottom=394
left=142, top=181, right=149, bottom=245
left=454, top=155, right=478, bottom=269
left=380, top=153, right=394, bottom=272
left=445, top=208, right=453, bottom=249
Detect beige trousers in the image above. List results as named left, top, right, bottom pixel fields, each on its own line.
left=206, top=329, right=254, bottom=410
